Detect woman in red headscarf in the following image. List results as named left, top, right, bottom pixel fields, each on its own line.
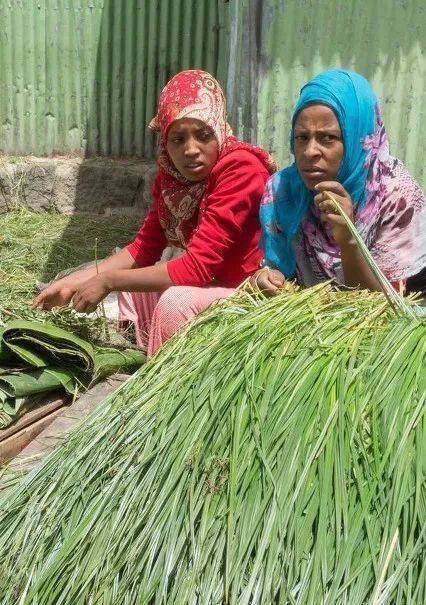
left=33, top=70, right=276, bottom=355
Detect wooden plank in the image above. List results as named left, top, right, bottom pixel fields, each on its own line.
left=0, top=405, right=69, bottom=462
left=3, top=375, right=128, bottom=471
left=0, top=393, right=70, bottom=443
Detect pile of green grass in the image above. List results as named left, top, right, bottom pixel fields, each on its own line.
left=0, top=283, right=424, bottom=604
left=0, top=208, right=137, bottom=336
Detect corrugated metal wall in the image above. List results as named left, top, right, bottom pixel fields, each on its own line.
left=227, top=0, right=426, bottom=189
left=0, top=0, right=230, bottom=157
left=2, top=0, right=425, bottom=190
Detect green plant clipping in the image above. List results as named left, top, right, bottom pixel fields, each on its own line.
left=0, top=284, right=424, bottom=604
left=323, top=190, right=416, bottom=318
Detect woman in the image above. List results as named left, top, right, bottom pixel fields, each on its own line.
left=253, top=68, right=425, bottom=294
left=33, top=70, right=276, bottom=355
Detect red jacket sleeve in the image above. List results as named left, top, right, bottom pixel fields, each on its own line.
left=126, top=174, right=168, bottom=267
left=166, top=150, right=269, bottom=286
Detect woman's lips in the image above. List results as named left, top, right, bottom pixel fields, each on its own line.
left=300, top=168, right=328, bottom=184
left=301, top=167, right=325, bottom=177
left=186, top=162, right=204, bottom=172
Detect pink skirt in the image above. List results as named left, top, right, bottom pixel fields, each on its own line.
left=118, top=285, right=234, bottom=357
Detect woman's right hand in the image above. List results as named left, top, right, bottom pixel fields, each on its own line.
left=250, top=268, right=285, bottom=296
left=32, top=277, right=78, bottom=310
left=32, top=249, right=139, bottom=311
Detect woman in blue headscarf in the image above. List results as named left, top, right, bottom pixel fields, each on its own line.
left=253, top=68, right=426, bottom=293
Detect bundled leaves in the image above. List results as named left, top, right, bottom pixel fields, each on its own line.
left=0, top=284, right=425, bottom=604
left=0, top=320, right=145, bottom=428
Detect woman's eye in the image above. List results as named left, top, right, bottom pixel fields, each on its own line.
left=321, top=134, right=339, bottom=143
left=294, top=135, right=307, bottom=142
left=200, top=131, right=213, bottom=141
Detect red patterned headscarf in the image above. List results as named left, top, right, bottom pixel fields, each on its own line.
left=149, top=70, right=277, bottom=249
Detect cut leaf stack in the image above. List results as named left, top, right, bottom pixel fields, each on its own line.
left=0, top=284, right=424, bottom=604
left=0, top=320, right=145, bottom=428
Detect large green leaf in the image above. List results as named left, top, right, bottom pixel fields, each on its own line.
left=0, top=367, right=76, bottom=399
left=1, top=320, right=95, bottom=371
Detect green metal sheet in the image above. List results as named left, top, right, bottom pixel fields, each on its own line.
left=228, top=0, right=426, bottom=189
left=3, top=0, right=423, bottom=188
left=0, top=0, right=230, bottom=157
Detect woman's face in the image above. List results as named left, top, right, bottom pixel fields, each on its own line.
left=293, top=104, right=344, bottom=190
left=166, top=118, right=219, bottom=182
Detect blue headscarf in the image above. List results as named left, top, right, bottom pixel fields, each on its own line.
left=260, top=68, right=378, bottom=277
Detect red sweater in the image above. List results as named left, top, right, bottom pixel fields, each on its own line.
left=127, top=149, right=271, bottom=288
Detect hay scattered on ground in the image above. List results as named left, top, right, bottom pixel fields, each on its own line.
left=0, top=207, right=138, bottom=340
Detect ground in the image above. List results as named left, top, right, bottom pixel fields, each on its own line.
left=0, top=208, right=141, bottom=473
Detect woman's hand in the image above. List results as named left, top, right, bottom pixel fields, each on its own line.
left=71, top=274, right=111, bottom=314
left=250, top=268, right=285, bottom=296
left=314, top=182, right=355, bottom=246
left=32, top=278, right=78, bottom=310
left=315, top=182, right=383, bottom=290
left=32, top=249, right=138, bottom=312
left=32, top=272, right=110, bottom=314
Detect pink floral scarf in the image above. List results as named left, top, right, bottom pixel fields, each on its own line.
left=150, top=70, right=277, bottom=249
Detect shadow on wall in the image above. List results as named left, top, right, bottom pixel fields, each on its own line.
left=39, top=0, right=157, bottom=281
left=40, top=0, right=229, bottom=281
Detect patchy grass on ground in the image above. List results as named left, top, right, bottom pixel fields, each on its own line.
left=0, top=208, right=138, bottom=334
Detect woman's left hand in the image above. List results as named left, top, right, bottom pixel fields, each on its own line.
left=71, top=274, right=111, bottom=314
left=314, top=182, right=355, bottom=247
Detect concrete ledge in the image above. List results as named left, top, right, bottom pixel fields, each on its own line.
left=0, top=156, right=158, bottom=216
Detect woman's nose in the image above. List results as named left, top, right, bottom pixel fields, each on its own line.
left=304, top=138, right=321, bottom=158
left=184, top=136, right=200, bottom=156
